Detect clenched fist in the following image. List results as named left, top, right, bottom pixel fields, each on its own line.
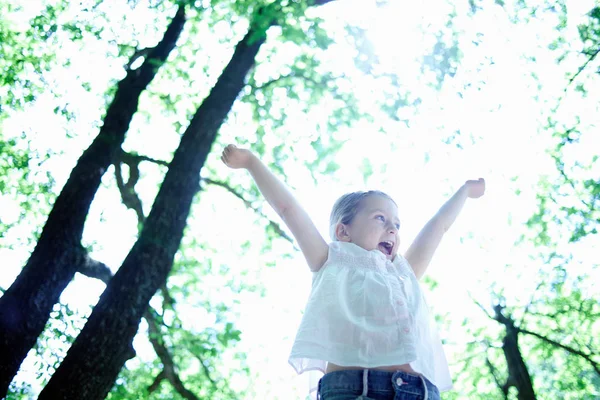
left=465, top=178, right=485, bottom=198
left=221, top=144, right=255, bottom=170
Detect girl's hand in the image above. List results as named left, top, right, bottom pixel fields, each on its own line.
left=465, top=178, right=485, bottom=198
left=221, top=144, right=254, bottom=169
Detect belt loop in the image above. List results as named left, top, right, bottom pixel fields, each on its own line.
left=358, top=369, right=368, bottom=398
left=419, top=375, right=429, bottom=399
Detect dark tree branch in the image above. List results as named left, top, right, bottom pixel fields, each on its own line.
left=516, top=327, right=600, bottom=376
left=567, top=46, right=600, bottom=86
left=117, top=150, right=294, bottom=244
left=478, top=297, right=600, bottom=396
left=191, top=351, right=239, bottom=399
left=120, top=150, right=170, bottom=168
left=250, top=70, right=349, bottom=108
left=523, top=307, right=600, bottom=322
left=195, top=353, right=217, bottom=388
left=115, top=151, right=147, bottom=225
left=251, top=72, right=297, bottom=92
left=117, top=149, right=294, bottom=245
left=161, top=283, right=175, bottom=310
left=145, top=308, right=200, bottom=400
left=76, top=253, right=112, bottom=284
left=251, top=71, right=330, bottom=93
left=148, top=370, right=166, bottom=393
left=485, top=353, right=509, bottom=399
left=492, top=305, right=537, bottom=400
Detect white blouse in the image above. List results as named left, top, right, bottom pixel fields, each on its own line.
left=288, top=241, right=453, bottom=392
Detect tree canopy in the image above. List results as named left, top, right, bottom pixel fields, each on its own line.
left=1, top=0, right=598, bottom=399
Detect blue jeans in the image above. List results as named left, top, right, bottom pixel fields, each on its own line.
left=317, top=369, right=440, bottom=400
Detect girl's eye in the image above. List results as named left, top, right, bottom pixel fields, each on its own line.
left=395, top=223, right=400, bottom=230
left=376, top=215, right=385, bottom=222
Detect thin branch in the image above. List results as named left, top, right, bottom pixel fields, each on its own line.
left=551, top=154, right=592, bottom=209
left=192, top=351, right=238, bottom=399
left=118, top=150, right=294, bottom=245
left=202, top=178, right=294, bottom=244
left=485, top=353, right=509, bottom=399
left=468, top=291, right=493, bottom=319
left=162, top=283, right=175, bottom=310
left=251, top=72, right=298, bottom=92
left=251, top=71, right=341, bottom=100
left=519, top=279, right=544, bottom=326
left=567, top=46, right=600, bottom=87
left=195, top=353, right=217, bottom=388
left=148, top=370, right=166, bottom=393
left=523, top=308, right=600, bottom=322
left=517, top=327, right=600, bottom=376
left=120, top=149, right=170, bottom=167
left=114, top=151, right=146, bottom=225
left=456, top=352, right=483, bottom=366
left=145, top=307, right=200, bottom=400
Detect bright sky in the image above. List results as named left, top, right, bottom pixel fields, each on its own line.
left=1, top=0, right=598, bottom=399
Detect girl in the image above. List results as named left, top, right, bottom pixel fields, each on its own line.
left=221, top=144, right=485, bottom=400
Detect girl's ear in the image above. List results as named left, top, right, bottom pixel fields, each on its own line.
left=335, top=223, right=351, bottom=242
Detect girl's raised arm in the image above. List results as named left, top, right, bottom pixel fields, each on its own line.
left=222, top=144, right=328, bottom=272
left=405, top=178, right=485, bottom=279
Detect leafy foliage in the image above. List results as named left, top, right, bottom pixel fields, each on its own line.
left=6, top=0, right=598, bottom=399
left=0, top=133, right=55, bottom=246
left=451, top=2, right=600, bottom=399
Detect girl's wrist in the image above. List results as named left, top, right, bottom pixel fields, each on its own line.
left=245, top=152, right=259, bottom=171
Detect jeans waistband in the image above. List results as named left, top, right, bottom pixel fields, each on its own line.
left=318, top=369, right=439, bottom=399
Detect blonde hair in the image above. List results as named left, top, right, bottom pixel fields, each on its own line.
left=329, top=191, right=396, bottom=241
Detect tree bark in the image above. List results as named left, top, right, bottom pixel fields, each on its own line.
left=0, top=6, right=186, bottom=397
left=37, top=17, right=268, bottom=400
left=494, top=305, right=537, bottom=400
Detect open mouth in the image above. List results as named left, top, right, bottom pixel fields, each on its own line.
left=378, top=241, right=394, bottom=256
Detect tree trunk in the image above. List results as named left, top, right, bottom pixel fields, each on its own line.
left=494, top=305, right=537, bottom=400
left=0, top=6, right=185, bottom=396
left=37, top=19, right=268, bottom=400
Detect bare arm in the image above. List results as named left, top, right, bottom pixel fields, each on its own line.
left=221, top=145, right=328, bottom=272
left=405, top=179, right=485, bottom=279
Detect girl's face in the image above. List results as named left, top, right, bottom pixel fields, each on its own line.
left=336, top=195, right=400, bottom=260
